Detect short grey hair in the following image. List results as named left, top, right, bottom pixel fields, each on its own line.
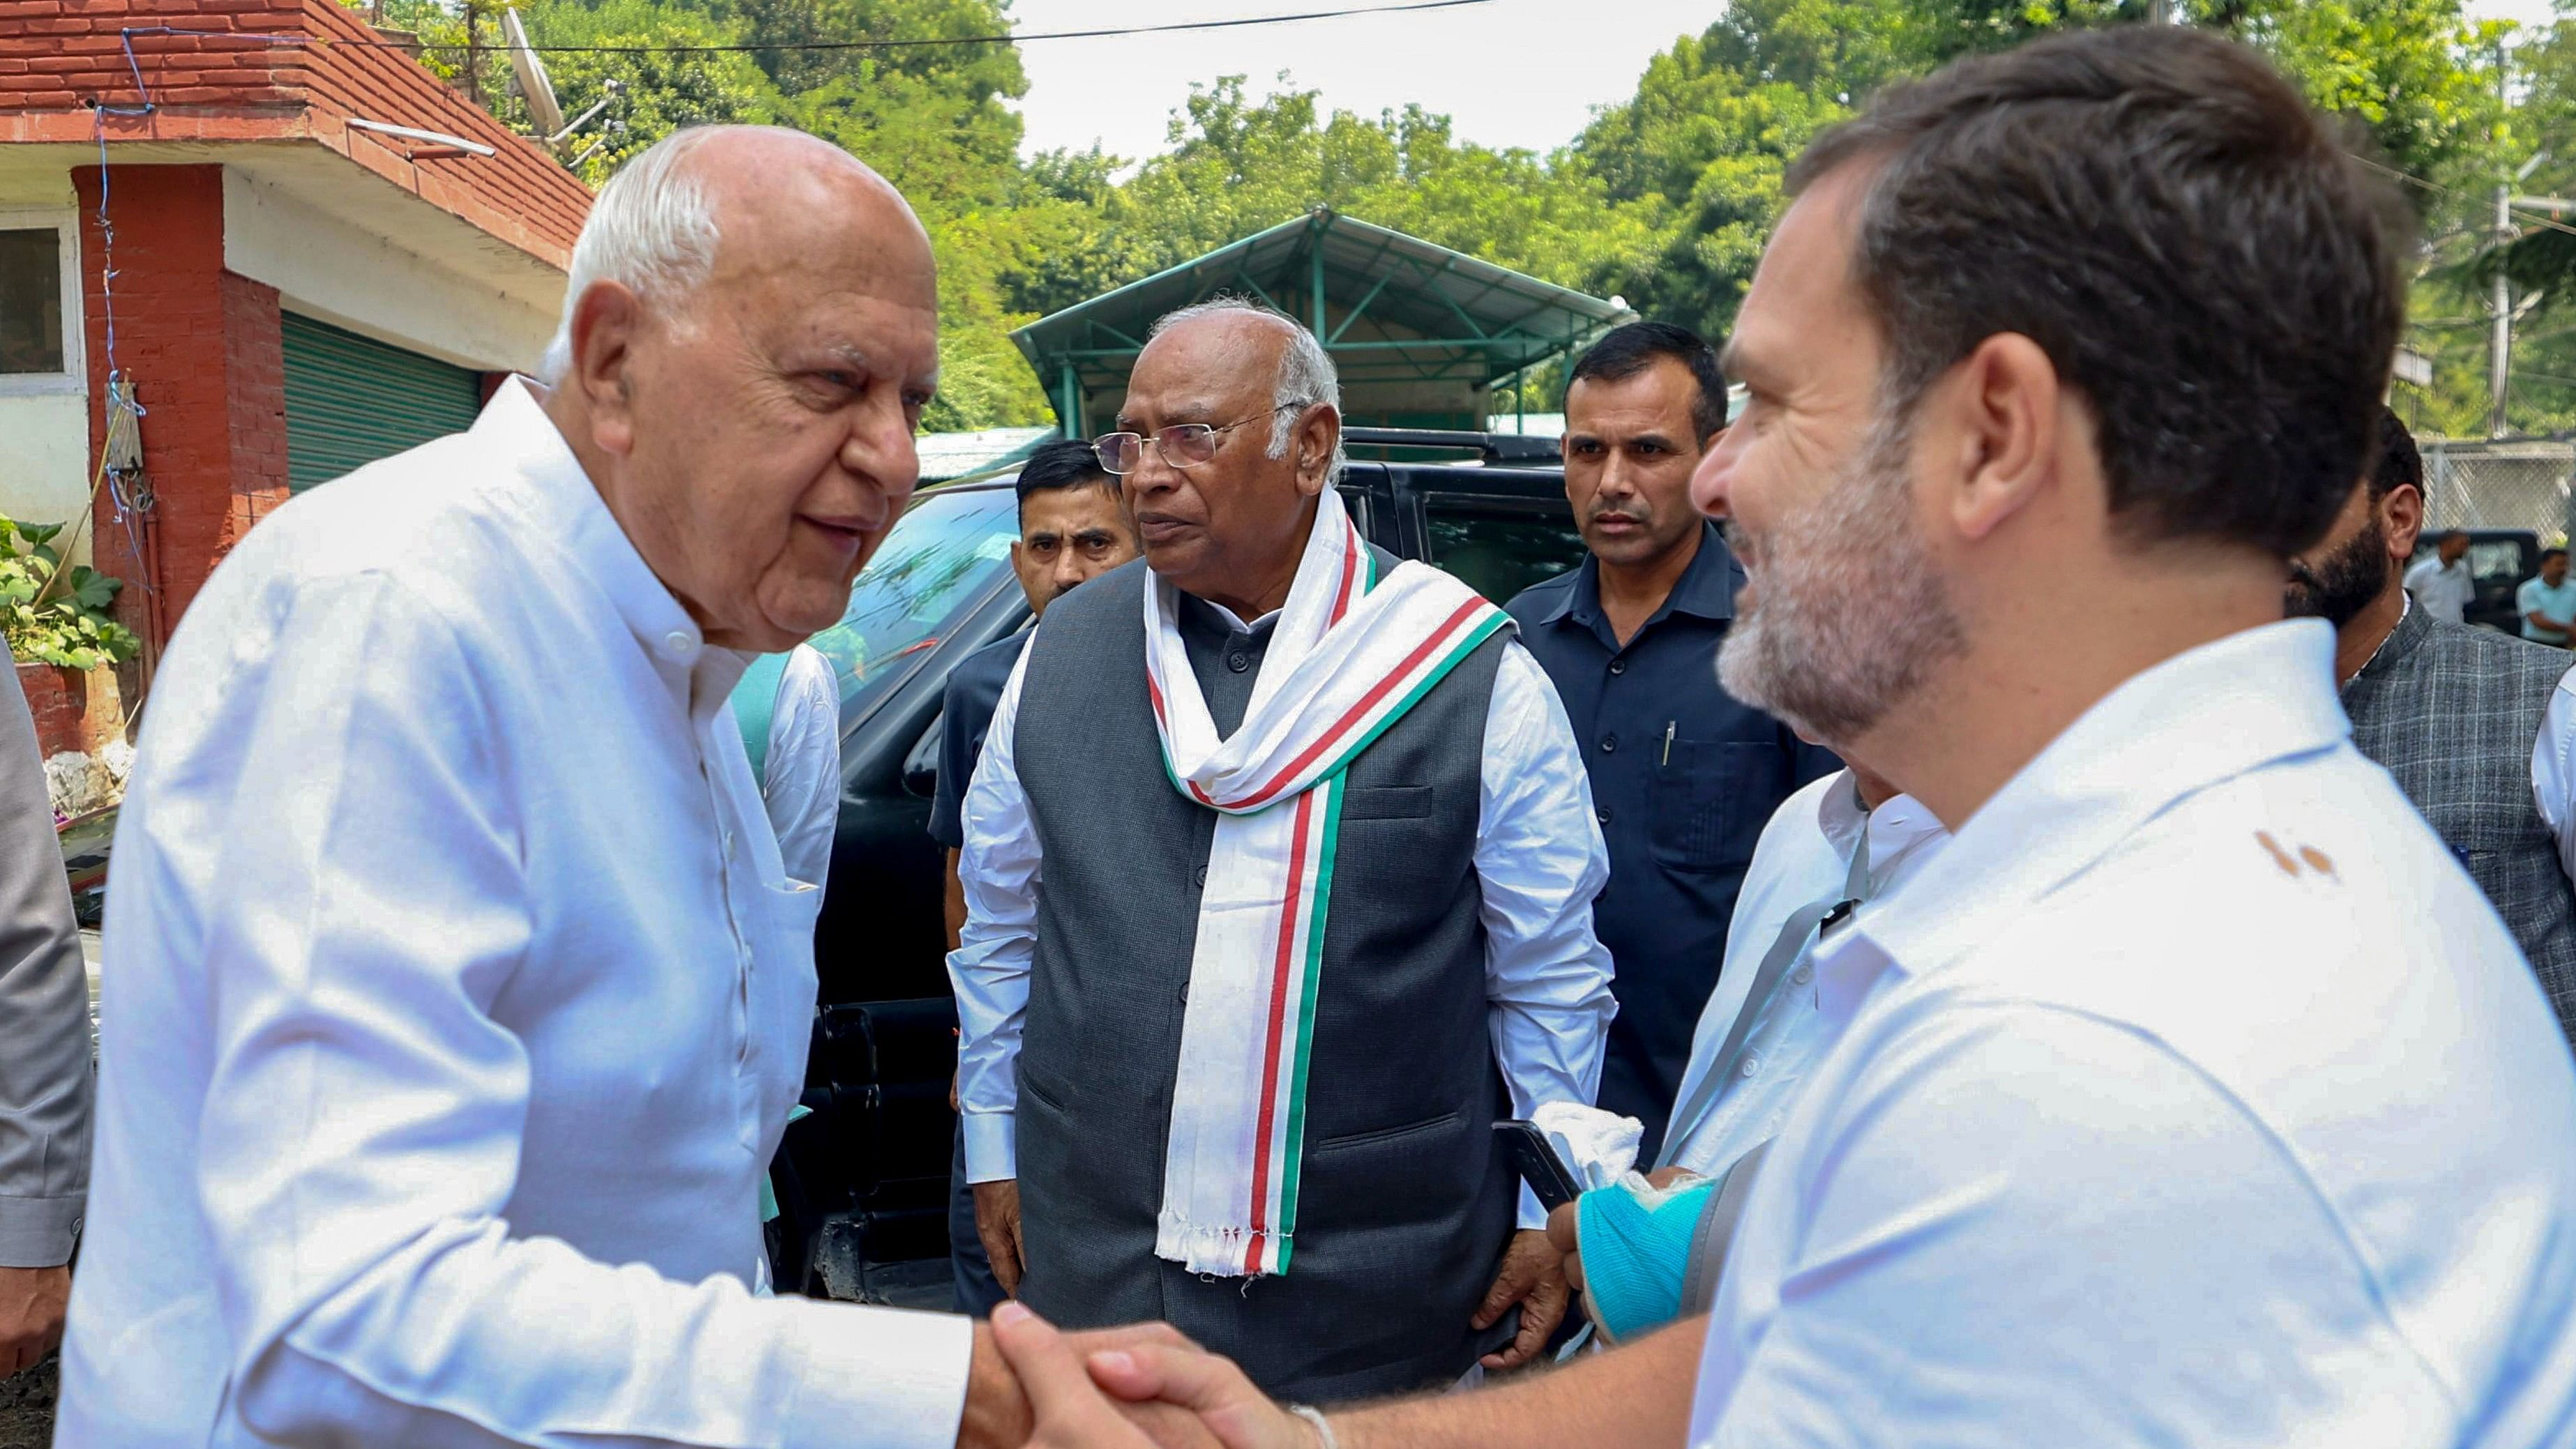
left=1149, top=296, right=1346, bottom=483
left=538, top=127, right=727, bottom=383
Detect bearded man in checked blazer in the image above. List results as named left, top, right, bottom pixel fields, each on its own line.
left=946, top=298, right=1617, bottom=1401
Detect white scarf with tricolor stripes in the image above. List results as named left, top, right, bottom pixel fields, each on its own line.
left=1147, top=487, right=1510, bottom=1277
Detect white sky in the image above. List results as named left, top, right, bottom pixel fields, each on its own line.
left=1010, top=0, right=1728, bottom=162
left=1013, top=0, right=2568, bottom=165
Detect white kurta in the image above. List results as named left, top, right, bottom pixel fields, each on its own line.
left=1689, top=621, right=2576, bottom=1447
left=1658, top=773, right=1947, bottom=1176
left=756, top=643, right=844, bottom=892
left=56, top=380, right=971, bottom=1448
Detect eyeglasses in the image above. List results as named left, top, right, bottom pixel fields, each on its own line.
left=1093, top=403, right=1302, bottom=476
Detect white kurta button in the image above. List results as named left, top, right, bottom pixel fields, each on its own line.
left=1791, top=964, right=1813, bottom=986
left=1740, top=1054, right=1761, bottom=1078
left=663, top=630, right=696, bottom=659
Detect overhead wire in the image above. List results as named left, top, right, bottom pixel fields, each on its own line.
left=120, top=0, right=1499, bottom=59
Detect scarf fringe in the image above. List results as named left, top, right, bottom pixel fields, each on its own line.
left=1156, top=1207, right=1292, bottom=1279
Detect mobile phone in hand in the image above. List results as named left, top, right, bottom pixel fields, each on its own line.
left=1493, top=1118, right=1583, bottom=1213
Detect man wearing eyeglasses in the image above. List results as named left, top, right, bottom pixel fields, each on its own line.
left=946, top=297, right=1616, bottom=1402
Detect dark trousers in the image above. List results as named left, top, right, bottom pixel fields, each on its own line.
left=950, top=1128, right=1006, bottom=1317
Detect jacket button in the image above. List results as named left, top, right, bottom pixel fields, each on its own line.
left=1596, top=806, right=1612, bottom=825
left=1192, top=865, right=1208, bottom=887
left=1177, top=983, right=1190, bottom=1005
left=1598, top=734, right=1617, bottom=753
left=1227, top=651, right=1250, bottom=673
left=1608, top=659, right=1627, bottom=675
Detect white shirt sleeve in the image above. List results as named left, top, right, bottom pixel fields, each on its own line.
left=2531, top=664, right=2576, bottom=887
left=1697, top=1005, right=2450, bottom=1447
left=948, top=648, right=1039, bottom=1184
left=2401, top=557, right=2436, bottom=598
left=761, top=644, right=842, bottom=893
left=199, top=574, right=967, bottom=1449
left=1476, top=642, right=1618, bottom=1229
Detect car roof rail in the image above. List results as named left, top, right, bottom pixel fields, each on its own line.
left=1341, top=427, right=1561, bottom=466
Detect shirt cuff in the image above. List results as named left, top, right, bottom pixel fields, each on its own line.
left=0, top=1192, right=83, bottom=1268
left=962, top=1110, right=1017, bottom=1183
left=1517, top=1185, right=1547, bottom=1233
left=777, top=1300, right=975, bottom=1449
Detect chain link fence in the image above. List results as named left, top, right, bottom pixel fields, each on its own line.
left=2419, top=438, right=2576, bottom=543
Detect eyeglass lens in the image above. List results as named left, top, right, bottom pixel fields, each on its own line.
left=1091, top=425, right=1221, bottom=476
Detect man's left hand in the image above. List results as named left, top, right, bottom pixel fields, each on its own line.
left=0, top=1264, right=70, bottom=1376
left=1470, top=1228, right=1568, bottom=1372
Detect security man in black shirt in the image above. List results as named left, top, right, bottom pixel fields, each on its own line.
left=929, top=437, right=1139, bottom=1313
left=1507, top=323, right=1838, bottom=1162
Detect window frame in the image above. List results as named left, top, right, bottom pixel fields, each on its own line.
left=0, top=209, right=84, bottom=397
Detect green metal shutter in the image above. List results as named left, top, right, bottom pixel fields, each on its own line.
left=282, top=312, right=485, bottom=493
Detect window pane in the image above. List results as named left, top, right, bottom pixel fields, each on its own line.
left=0, top=229, right=64, bottom=375
left=806, top=486, right=1019, bottom=729
left=1424, top=501, right=1589, bottom=603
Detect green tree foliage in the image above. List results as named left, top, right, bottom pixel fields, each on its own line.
left=356, top=0, right=2509, bottom=434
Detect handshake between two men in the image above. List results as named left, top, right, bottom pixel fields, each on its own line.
left=967, top=1194, right=1688, bottom=1449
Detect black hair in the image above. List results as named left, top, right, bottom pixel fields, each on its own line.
left=1566, top=321, right=1727, bottom=442
left=1013, top=438, right=1118, bottom=515
left=2365, top=406, right=2423, bottom=502
left=2545, top=548, right=2568, bottom=565
left=1787, top=24, right=2408, bottom=559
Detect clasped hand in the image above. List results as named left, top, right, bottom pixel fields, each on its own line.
left=984, top=1301, right=1317, bottom=1449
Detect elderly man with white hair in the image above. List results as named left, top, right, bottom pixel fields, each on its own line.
left=54, top=126, right=1115, bottom=1449
left=948, top=298, right=1616, bottom=1400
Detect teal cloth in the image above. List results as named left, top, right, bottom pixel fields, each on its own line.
left=757, top=1104, right=815, bottom=1224
left=729, top=651, right=795, bottom=781
left=1575, top=1177, right=1718, bottom=1344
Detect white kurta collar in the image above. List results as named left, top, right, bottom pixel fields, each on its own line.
left=471, top=379, right=749, bottom=709
left=1832, top=619, right=2347, bottom=994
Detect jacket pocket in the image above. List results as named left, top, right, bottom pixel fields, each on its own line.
left=1340, top=784, right=1434, bottom=822
left=1312, top=1109, right=1460, bottom=1154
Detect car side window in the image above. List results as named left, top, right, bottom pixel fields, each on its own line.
left=1420, top=498, right=1590, bottom=602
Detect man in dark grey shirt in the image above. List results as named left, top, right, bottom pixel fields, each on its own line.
left=2287, top=407, right=2576, bottom=1039
left=0, top=669, right=91, bottom=1376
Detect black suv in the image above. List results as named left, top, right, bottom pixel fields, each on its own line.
left=767, top=430, right=1587, bottom=1300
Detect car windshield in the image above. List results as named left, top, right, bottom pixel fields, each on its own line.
left=807, top=485, right=1019, bottom=729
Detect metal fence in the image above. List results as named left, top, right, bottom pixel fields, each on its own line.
left=2420, top=438, right=2576, bottom=543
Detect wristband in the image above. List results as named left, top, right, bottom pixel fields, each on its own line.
left=1287, top=1403, right=1340, bottom=1449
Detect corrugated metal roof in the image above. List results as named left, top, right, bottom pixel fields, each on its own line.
left=1012, top=209, right=1630, bottom=396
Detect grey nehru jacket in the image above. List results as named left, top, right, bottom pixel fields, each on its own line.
left=2343, top=602, right=2576, bottom=1040
left=1009, top=554, right=1520, bottom=1403
left=0, top=668, right=91, bottom=1267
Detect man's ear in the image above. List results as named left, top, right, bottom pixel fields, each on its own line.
left=1292, top=404, right=1340, bottom=497
left=1941, top=333, right=2061, bottom=543
left=568, top=280, right=644, bottom=459
left=2382, top=483, right=2425, bottom=563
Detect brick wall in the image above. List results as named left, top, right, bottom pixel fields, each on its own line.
left=0, top=0, right=589, bottom=266
left=72, top=162, right=286, bottom=634
left=223, top=270, right=289, bottom=531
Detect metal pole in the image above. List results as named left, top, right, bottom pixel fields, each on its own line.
left=2494, top=180, right=2513, bottom=439
left=2494, top=42, right=2515, bottom=439
left=1310, top=239, right=1327, bottom=340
